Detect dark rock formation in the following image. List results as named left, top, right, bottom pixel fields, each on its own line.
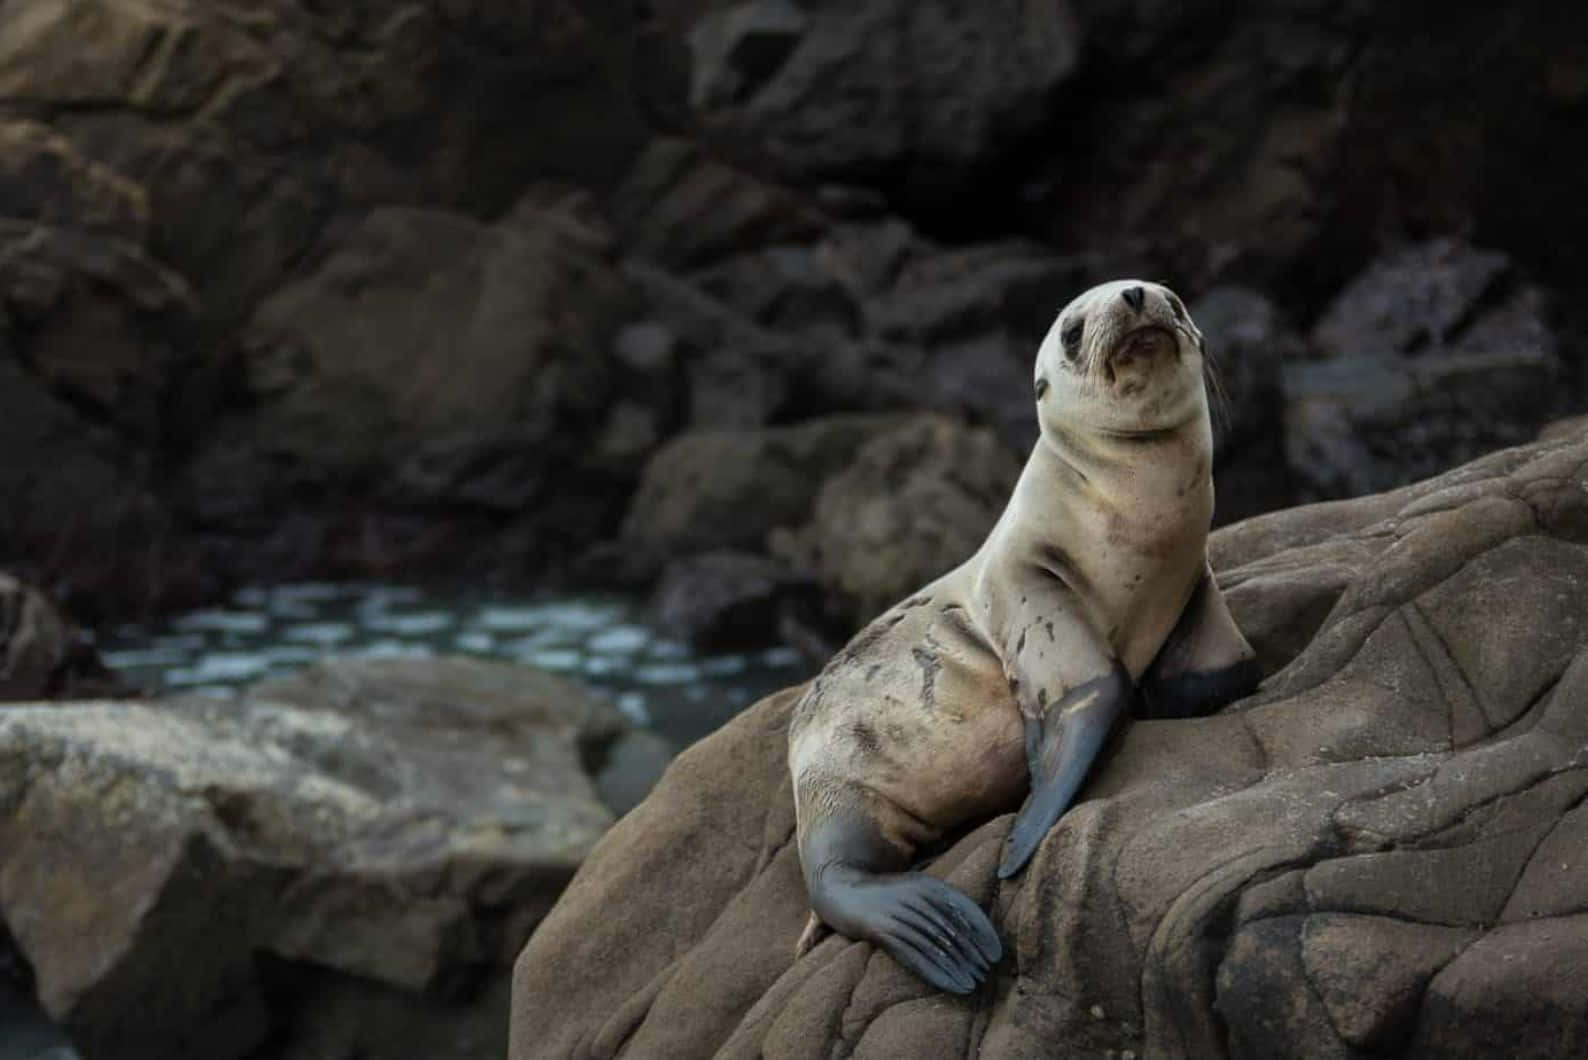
left=684, top=0, right=1082, bottom=202
left=0, top=119, right=204, bottom=618
left=510, top=433, right=1588, bottom=1059
left=0, top=573, right=124, bottom=701
left=618, top=413, right=911, bottom=564
left=3, top=0, right=1584, bottom=621
left=1286, top=240, right=1565, bottom=501
left=652, top=550, right=817, bottom=652
left=180, top=193, right=641, bottom=583
left=771, top=415, right=1022, bottom=628
left=1192, top=286, right=1307, bottom=525
left=0, top=656, right=629, bottom=1060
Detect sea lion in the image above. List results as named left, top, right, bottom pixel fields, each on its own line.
left=788, top=280, right=1260, bottom=994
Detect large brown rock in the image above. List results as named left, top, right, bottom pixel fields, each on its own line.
left=511, top=432, right=1588, bottom=1058
left=0, top=656, right=626, bottom=1060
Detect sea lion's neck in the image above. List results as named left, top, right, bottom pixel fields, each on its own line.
left=1036, top=415, right=1210, bottom=498
left=968, top=413, right=1213, bottom=573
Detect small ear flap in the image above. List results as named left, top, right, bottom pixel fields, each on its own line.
left=1035, top=376, right=1049, bottom=398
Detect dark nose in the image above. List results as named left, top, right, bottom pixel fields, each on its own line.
left=1121, top=285, right=1145, bottom=312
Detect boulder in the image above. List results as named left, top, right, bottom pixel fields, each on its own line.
left=0, top=218, right=197, bottom=443
left=1540, top=414, right=1588, bottom=443
left=685, top=0, right=1082, bottom=202
left=608, top=137, right=827, bottom=270
left=0, top=123, right=205, bottom=617
left=652, top=551, right=818, bottom=653
left=1286, top=241, right=1565, bottom=501
left=618, top=413, right=912, bottom=562
left=0, top=573, right=124, bottom=702
left=1014, top=0, right=1369, bottom=287
left=771, top=416, right=1023, bottom=628
left=179, top=194, right=641, bottom=579
left=0, top=656, right=626, bottom=1060
left=640, top=218, right=1113, bottom=452
left=0, top=119, right=146, bottom=239
left=0, top=352, right=192, bottom=621
left=511, top=431, right=1588, bottom=1058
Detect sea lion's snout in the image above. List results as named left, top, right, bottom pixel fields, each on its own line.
left=1103, top=325, right=1176, bottom=389
left=1041, top=280, right=1205, bottom=428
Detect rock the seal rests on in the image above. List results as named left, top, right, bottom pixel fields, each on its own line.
left=788, top=280, right=1261, bottom=994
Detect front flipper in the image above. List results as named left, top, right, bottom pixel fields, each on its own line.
left=800, top=811, right=1002, bottom=994
left=1140, top=564, right=1260, bottom=719
left=999, top=663, right=1132, bottom=878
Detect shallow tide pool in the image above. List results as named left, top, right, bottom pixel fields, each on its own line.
left=98, top=583, right=812, bottom=749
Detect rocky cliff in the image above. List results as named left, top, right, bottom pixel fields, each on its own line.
left=1, top=0, right=1582, bottom=634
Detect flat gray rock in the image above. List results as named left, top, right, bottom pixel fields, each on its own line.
left=0, top=656, right=621, bottom=1060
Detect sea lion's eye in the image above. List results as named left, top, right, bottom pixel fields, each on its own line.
left=1061, top=319, right=1084, bottom=357
left=1035, top=376, right=1049, bottom=399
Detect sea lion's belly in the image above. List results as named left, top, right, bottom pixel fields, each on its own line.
left=789, top=595, right=1026, bottom=833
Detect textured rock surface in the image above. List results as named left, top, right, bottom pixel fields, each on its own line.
left=4, top=1, right=1585, bottom=616
left=1286, top=240, right=1565, bottom=501
left=686, top=0, right=1082, bottom=199
left=180, top=194, right=640, bottom=582
left=0, top=656, right=624, bottom=1060
left=618, top=413, right=910, bottom=562
left=0, top=126, right=202, bottom=615
left=652, top=550, right=817, bottom=652
left=0, top=573, right=123, bottom=701
left=771, top=415, right=1022, bottom=627
left=511, top=433, right=1588, bottom=1058
left=1191, top=286, right=1307, bottom=525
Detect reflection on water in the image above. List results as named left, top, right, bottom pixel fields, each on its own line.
left=99, top=583, right=811, bottom=748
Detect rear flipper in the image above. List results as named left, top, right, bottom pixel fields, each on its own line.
left=799, top=812, right=1002, bottom=994
left=999, top=663, right=1132, bottom=878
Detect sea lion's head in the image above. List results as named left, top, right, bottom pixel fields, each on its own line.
left=1034, top=280, right=1208, bottom=438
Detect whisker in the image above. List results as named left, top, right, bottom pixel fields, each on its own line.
left=1202, top=342, right=1232, bottom=443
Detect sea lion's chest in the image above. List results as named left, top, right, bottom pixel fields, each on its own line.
left=1046, top=441, right=1213, bottom=670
